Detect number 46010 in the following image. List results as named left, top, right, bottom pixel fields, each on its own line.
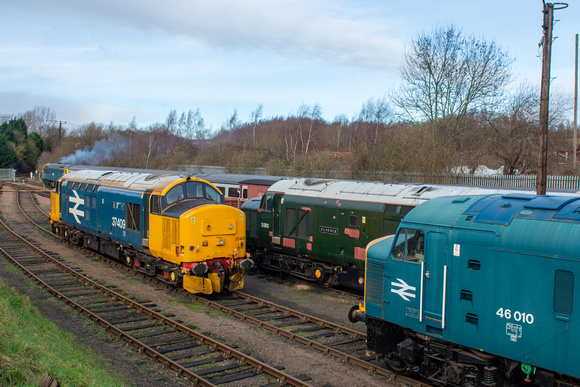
left=496, top=308, right=534, bottom=324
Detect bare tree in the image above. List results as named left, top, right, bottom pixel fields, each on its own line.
left=177, top=112, right=187, bottom=137
left=21, top=106, right=58, bottom=150
left=250, top=103, right=263, bottom=148
left=165, top=110, right=177, bottom=134
left=301, top=103, right=322, bottom=156
left=127, top=116, right=138, bottom=131
left=392, top=25, right=513, bottom=149
left=481, top=83, right=573, bottom=174
left=332, top=114, right=349, bottom=150
left=193, top=111, right=207, bottom=142
left=21, top=106, right=56, bottom=135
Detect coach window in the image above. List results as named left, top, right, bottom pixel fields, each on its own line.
left=392, top=228, right=424, bottom=263
left=228, top=187, right=240, bottom=198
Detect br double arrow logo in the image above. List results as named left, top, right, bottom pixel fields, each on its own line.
left=69, top=190, right=85, bottom=224
left=391, top=278, right=416, bottom=302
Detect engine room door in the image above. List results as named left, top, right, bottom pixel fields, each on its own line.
left=423, top=232, right=448, bottom=328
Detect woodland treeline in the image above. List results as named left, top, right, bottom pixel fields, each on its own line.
left=1, top=26, right=577, bottom=178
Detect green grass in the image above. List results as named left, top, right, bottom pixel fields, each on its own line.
left=0, top=278, right=126, bottom=387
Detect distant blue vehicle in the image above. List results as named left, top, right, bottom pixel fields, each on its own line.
left=350, top=193, right=580, bottom=385
left=42, top=163, right=74, bottom=188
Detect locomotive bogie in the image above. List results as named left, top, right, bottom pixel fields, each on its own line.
left=356, top=193, right=580, bottom=385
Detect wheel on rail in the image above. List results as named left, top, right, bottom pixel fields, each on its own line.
left=383, top=354, right=411, bottom=376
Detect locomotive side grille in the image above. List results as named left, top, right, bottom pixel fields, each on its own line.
left=162, top=218, right=180, bottom=249
left=366, top=261, right=384, bottom=304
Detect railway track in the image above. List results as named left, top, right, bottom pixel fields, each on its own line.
left=11, top=182, right=431, bottom=387
left=1, top=188, right=311, bottom=386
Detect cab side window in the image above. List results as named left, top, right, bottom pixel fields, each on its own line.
left=261, top=194, right=273, bottom=211
left=150, top=195, right=160, bottom=215
left=392, top=228, right=425, bottom=263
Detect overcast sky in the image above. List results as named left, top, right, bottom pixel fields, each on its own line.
left=1, top=0, right=578, bottom=132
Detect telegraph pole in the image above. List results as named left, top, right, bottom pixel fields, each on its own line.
left=537, top=2, right=568, bottom=195
left=52, top=120, right=66, bottom=146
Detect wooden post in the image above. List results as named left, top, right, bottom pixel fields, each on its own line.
left=537, top=3, right=554, bottom=195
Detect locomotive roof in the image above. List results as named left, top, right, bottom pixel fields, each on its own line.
left=402, top=193, right=580, bottom=259
left=62, top=169, right=194, bottom=192
left=265, top=178, right=551, bottom=206
left=403, top=193, right=580, bottom=227
left=62, top=164, right=287, bottom=186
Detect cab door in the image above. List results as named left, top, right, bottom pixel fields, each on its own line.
left=272, top=194, right=283, bottom=246
left=423, top=231, right=449, bottom=329
left=384, top=228, right=424, bottom=325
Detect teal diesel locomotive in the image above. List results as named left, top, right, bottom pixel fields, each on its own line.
left=350, top=193, right=580, bottom=385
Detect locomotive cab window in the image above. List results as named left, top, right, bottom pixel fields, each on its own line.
left=392, top=228, right=425, bottom=263
left=163, top=182, right=225, bottom=210
left=185, top=181, right=204, bottom=199
left=204, top=185, right=224, bottom=203
left=261, top=194, right=273, bottom=211
left=150, top=195, right=160, bottom=215
left=165, top=185, right=184, bottom=205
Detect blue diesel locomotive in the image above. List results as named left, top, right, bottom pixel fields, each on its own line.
left=50, top=169, right=253, bottom=294
left=350, top=193, right=580, bottom=385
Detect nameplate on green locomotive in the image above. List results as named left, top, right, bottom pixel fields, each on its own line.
left=319, top=226, right=338, bottom=235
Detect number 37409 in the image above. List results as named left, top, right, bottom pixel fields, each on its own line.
left=496, top=308, right=534, bottom=324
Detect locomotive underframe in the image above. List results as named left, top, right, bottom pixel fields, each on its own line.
left=366, top=316, right=562, bottom=387
left=250, top=248, right=364, bottom=290
left=52, top=222, right=245, bottom=293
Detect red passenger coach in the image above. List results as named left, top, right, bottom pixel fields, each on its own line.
left=195, top=174, right=287, bottom=209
